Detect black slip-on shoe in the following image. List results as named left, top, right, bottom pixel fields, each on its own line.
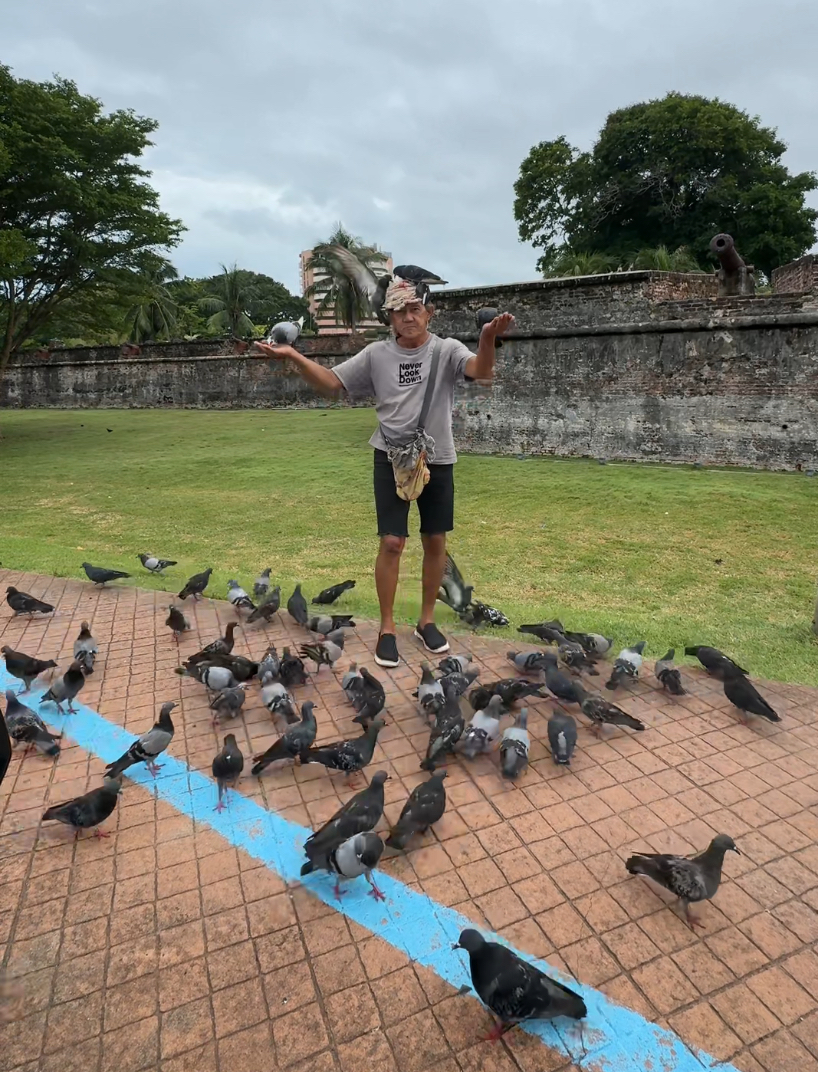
left=414, top=622, right=450, bottom=655
left=374, top=633, right=400, bottom=668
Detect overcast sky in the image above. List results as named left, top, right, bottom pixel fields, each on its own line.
left=5, top=0, right=818, bottom=293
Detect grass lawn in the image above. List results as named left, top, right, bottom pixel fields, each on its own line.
left=1, top=408, right=816, bottom=685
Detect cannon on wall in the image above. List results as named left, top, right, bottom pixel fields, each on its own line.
left=710, top=233, right=756, bottom=298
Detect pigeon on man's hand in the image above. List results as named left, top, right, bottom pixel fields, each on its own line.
left=626, top=833, right=740, bottom=929
left=575, top=686, right=646, bottom=736
left=287, top=584, right=309, bottom=627
left=299, top=630, right=346, bottom=670
left=165, top=605, right=190, bottom=642
left=253, top=568, right=271, bottom=598
left=349, top=667, right=386, bottom=726
left=684, top=646, right=748, bottom=680
left=501, top=708, right=531, bottom=778
left=1, top=646, right=57, bottom=692
left=301, top=719, right=385, bottom=783
left=312, top=580, right=356, bottom=605
left=105, top=701, right=175, bottom=778
left=40, top=661, right=86, bottom=714
left=82, top=562, right=130, bottom=586
left=459, top=695, right=503, bottom=759
left=655, top=649, right=686, bottom=695
left=178, top=568, right=213, bottom=601
left=252, top=701, right=317, bottom=774
left=476, top=307, right=504, bottom=349
left=212, top=733, right=244, bottom=810
left=43, top=777, right=122, bottom=839
left=138, top=554, right=177, bottom=575
left=279, top=647, right=308, bottom=687
left=227, top=580, right=256, bottom=613
left=605, top=642, right=646, bottom=690
left=2, top=690, right=61, bottom=756
left=722, top=665, right=780, bottom=723
left=209, top=684, right=246, bottom=723
left=453, top=929, right=587, bottom=1040
left=386, top=770, right=447, bottom=850
left=5, top=587, right=54, bottom=617
left=247, top=585, right=281, bottom=624
left=264, top=316, right=305, bottom=345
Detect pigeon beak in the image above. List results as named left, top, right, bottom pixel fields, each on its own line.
left=451, top=942, right=461, bottom=951
left=731, top=846, right=742, bottom=855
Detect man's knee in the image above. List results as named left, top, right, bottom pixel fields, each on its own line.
left=380, top=534, right=406, bottom=556
left=421, top=532, right=447, bottom=554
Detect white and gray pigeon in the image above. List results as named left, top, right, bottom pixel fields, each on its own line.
left=253, top=568, right=271, bottom=599
left=459, top=694, right=504, bottom=759
left=2, top=690, right=61, bottom=756
left=299, top=629, right=345, bottom=670
left=438, top=653, right=473, bottom=676
left=73, top=621, right=98, bottom=676
left=437, top=668, right=479, bottom=698
left=42, top=777, right=122, bottom=839
left=414, top=662, right=445, bottom=718
left=138, top=554, right=177, bottom=575
left=308, top=614, right=356, bottom=636
left=302, top=830, right=385, bottom=901
left=507, top=650, right=550, bottom=675
left=265, top=316, right=305, bottom=345
left=209, top=684, right=247, bottom=722
left=104, top=701, right=176, bottom=777
left=258, top=646, right=280, bottom=681
left=227, top=580, right=256, bottom=612
left=500, top=708, right=531, bottom=779
left=654, top=649, right=686, bottom=695
left=212, top=733, right=244, bottom=811
left=626, top=833, right=740, bottom=929
left=177, top=663, right=238, bottom=693
left=40, top=661, right=86, bottom=714
left=605, top=642, right=646, bottom=691
left=342, top=662, right=363, bottom=702
left=260, top=671, right=298, bottom=724
left=547, top=710, right=576, bottom=766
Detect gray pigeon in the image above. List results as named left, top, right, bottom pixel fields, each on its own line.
left=301, top=719, right=385, bottom=782
left=308, top=615, right=356, bottom=636
left=303, top=830, right=385, bottom=901
left=626, top=834, right=741, bottom=928
left=73, top=621, right=98, bottom=676
left=547, top=710, right=576, bottom=766
left=437, top=668, right=479, bottom=698
left=299, top=629, right=346, bottom=670
left=558, top=641, right=599, bottom=675
left=260, top=672, right=298, bottom=724
left=252, top=701, right=317, bottom=774
left=287, top=584, right=309, bottom=627
left=258, top=646, right=280, bottom=681
left=166, top=605, right=190, bottom=641
left=386, top=771, right=448, bottom=850
left=82, top=562, right=130, bottom=586
left=421, top=682, right=465, bottom=771
left=438, top=653, right=473, bottom=676
left=178, top=567, right=213, bottom=601
left=138, top=554, right=177, bottom=575
left=459, top=695, right=504, bottom=759
left=349, top=667, right=386, bottom=727
left=437, top=553, right=474, bottom=614
left=176, top=662, right=238, bottom=693
left=605, top=642, right=646, bottom=690
left=227, top=580, right=256, bottom=612
left=2, top=690, right=61, bottom=756
left=342, top=662, right=363, bottom=701
left=541, top=653, right=584, bottom=705
left=655, top=649, right=686, bottom=695
left=247, top=585, right=281, bottom=624
left=476, top=307, right=504, bottom=349
left=42, top=777, right=123, bottom=839
left=1, top=646, right=57, bottom=692
left=40, top=661, right=86, bottom=714
left=575, top=686, right=646, bottom=736
left=253, top=568, right=271, bottom=598
left=105, top=701, right=176, bottom=777
left=212, top=733, right=244, bottom=810
left=209, top=684, right=247, bottom=722
left=507, top=650, right=550, bottom=675
left=265, top=316, right=305, bottom=345
left=500, top=708, right=530, bottom=779
left=414, top=662, right=445, bottom=718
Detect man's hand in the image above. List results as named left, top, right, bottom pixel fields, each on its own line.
left=480, top=312, right=515, bottom=340
left=250, top=341, right=296, bottom=360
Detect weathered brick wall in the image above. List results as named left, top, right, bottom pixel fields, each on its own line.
left=772, top=255, right=818, bottom=295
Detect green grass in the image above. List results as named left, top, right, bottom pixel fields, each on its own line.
left=1, top=408, right=816, bottom=685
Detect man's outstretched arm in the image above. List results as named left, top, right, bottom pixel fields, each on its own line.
left=251, top=342, right=343, bottom=397
left=464, top=312, right=515, bottom=381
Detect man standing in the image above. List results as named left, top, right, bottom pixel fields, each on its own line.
left=252, top=276, right=513, bottom=668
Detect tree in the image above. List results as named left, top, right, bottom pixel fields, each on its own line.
left=306, top=224, right=384, bottom=331
left=204, top=269, right=309, bottom=331
left=197, top=263, right=258, bottom=337
left=544, top=249, right=618, bottom=277
left=126, top=257, right=179, bottom=343
left=514, top=93, right=818, bottom=279
left=628, top=245, right=703, bottom=272
left=0, top=65, right=184, bottom=375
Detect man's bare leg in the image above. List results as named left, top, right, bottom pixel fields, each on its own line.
left=375, top=535, right=406, bottom=634
left=419, top=533, right=447, bottom=628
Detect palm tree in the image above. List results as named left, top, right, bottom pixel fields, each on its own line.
left=544, top=249, right=619, bottom=277
left=126, top=260, right=179, bottom=343
left=306, top=224, right=384, bottom=331
left=628, top=245, right=703, bottom=272
left=198, top=264, right=258, bottom=337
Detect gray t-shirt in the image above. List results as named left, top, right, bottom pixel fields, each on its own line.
left=333, top=333, right=474, bottom=464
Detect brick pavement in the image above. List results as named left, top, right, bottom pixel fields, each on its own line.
left=1, top=568, right=818, bottom=1072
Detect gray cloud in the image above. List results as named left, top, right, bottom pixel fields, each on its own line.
left=5, top=0, right=817, bottom=293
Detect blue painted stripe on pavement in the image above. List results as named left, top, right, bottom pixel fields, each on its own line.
left=4, top=669, right=738, bottom=1072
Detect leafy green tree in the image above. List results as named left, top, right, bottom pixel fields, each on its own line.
left=202, top=269, right=309, bottom=331
left=307, top=224, right=384, bottom=331
left=197, top=263, right=258, bottom=337
left=126, top=258, right=179, bottom=343
left=0, top=65, right=184, bottom=375
left=544, top=249, right=619, bottom=277
left=628, top=245, right=703, bottom=272
left=514, top=93, right=818, bottom=278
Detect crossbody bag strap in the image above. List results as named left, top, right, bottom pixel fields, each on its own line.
left=416, top=338, right=443, bottom=432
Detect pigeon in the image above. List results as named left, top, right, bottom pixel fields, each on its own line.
left=342, top=662, right=363, bottom=702
left=453, top=929, right=587, bottom=1039
left=73, top=621, right=98, bottom=675
left=246, top=585, right=281, bottom=624
left=227, top=580, right=256, bottom=613
left=547, top=710, right=576, bottom=766
left=312, top=580, right=356, bottom=605
left=459, top=695, right=504, bottom=759
left=421, top=683, right=465, bottom=771
left=2, top=690, right=61, bottom=756
left=189, top=622, right=239, bottom=662
left=1, top=647, right=57, bottom=692
left=302, top=829, right=385, bottom=900
left=476, top=307, right=504, bottom=349
left=501, top=708, right=531, bottom=778
left=459, top=602, right=510, bottom=629
left=575, top=686, right=646, bottom=736
left=212, top=733, right=244, bottom=810
left=541, top=653, right=585, bottom=705
left=279, top=647, right=308, bottom=688
left=605, top=642, right=646, bottom=690
left=655, top=649, right=686, bottom=695
left=42, top=777, right=123, bottom=839
left=626, top=833, right=741, bottom=928
left=470, top=679, right=544, bottom=710
left=258, top=646, right=280, bottom=681
left=165, top=605, right=191, bottom=641
left=265, top=315, right=305, bottom=345
left=0, top=714, right=10, bottom=789
left=386, top=771, right=448, bottom=850
left=437, top=668, right=479, bottom=698
left=301, top=719, right=385, bottom=781
left=314, top=245, right=446, bottom=324
left=300, top=770, right=388, bottom=897
left=253, top=568, right=272, bottom=598
left=82, top=562, right=131, bottom=586
left=287, top=584, right=309, bottom=627
left=563, top=630, right=614, bottom=656
left=507, top=650, right=550, bottom=675
left=438, top=653, right=473, bottom=676
left=260, top=672, right=298, bottom=724
left=5, top=587, right=55, bottom=616
left=209, top=684, right=247, bottom=722
left=557, top=640, right=600, bottom=675
left=207, top=653, right=258, bottom=682
left=299, top=630, right=346, bottom=670
left=684, top=646, right=748, bottom=680
left=40, top=661, right=86, bottom=714
left=349, top=667, right=386, bottom=727
left=308, top=614, right=356, bottom=636
left=518, top=622, right=566, bottom=645
left=138, top=554, right=177, bottom=575
left=252, top=701, right=317, bottom=774
left=722, top=666, right=781, bottom=723
left=176, top=662, right=238, bottom=692
left=105, top=701, right=176, bottom=777
left=414, top=662, right=445, bottom=717
left=178, top=568, right=213, bottom=601
left=437, top=553, right=474, bottom=614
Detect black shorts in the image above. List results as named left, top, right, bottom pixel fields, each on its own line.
left=373, top=449, right=454, bottom=537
